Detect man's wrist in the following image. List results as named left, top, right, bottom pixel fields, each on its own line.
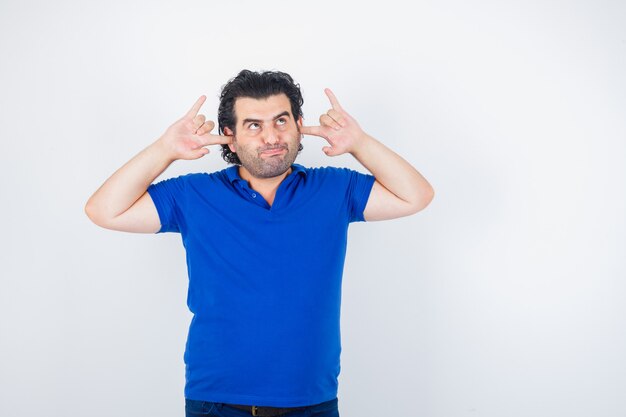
left=349, top=132, right=376, bottom=158
left=152, top=136, right=177, bottom=164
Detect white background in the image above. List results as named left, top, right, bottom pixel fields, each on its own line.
left=1, top=0, right=625, bottom=416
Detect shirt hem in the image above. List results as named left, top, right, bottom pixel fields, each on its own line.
left=184, top=391, right=338, bottom=407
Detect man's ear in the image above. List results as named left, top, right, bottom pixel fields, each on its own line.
left=297, top=116, right=304, bottom=138
left=224, top=127, right=236, bottom=152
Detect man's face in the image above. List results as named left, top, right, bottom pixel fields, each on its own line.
left=225, top=93, right=302, bottom=179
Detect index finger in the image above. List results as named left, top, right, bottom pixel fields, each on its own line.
left=185, top=95, right=206, bottom=119
left=300, top=125, right=324, bottom=137
left=199, top=133, right=234, bottom=146
left=324, top=88, right=343, bottom=111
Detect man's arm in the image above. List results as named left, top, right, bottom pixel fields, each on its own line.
left=84, top=95, right=232, bottom=233
left=351, top=134, right=434, bottom=221
left=300, top=88, right=434, bottom=221
left=84, top=140, right=174, bottom=233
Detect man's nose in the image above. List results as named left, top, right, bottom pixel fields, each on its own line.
left=262, top=126, right=279, bottom=145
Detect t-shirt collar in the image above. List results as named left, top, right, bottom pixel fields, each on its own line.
left=226, top=163, right=307, bottom=184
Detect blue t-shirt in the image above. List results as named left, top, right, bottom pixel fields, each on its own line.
left=147, top=163, right=375, bottom=407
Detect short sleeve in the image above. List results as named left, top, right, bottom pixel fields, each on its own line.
left=346, top=169, right=376, bottom=223
left=146, top=176, right=186, bottom=233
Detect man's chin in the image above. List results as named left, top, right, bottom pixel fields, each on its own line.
left=242, top=160, right=294, bottom=179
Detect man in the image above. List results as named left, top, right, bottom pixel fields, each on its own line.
left=85, top=70, right=434, bottom=417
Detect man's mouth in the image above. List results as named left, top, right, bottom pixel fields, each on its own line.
left=260, top=147, right=287, bottom=156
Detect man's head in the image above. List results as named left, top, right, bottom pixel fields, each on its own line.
left=218, top=70, right=304, bottom=178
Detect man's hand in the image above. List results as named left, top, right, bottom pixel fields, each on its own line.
left=85, top=95, right=234, bottom=233
left=300, top=88, right=366, bottom=156
left=301, top=88, right=434, bottom=221
left=158, top=95, right=233, bottom=161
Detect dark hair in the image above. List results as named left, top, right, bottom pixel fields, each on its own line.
left=218, top=69, right=304, bottom=165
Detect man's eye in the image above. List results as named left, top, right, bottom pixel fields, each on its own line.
left=249, top=123, right=260, bottom=130
left=276, top=118, right=286, bottom=126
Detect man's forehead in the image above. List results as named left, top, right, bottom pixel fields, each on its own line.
left=234, top=94, right=292, bottom=122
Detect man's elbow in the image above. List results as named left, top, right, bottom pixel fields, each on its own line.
left=409, top=186, right=435, bottom=214
left=84, top=200, right=108, bottom=227
left=84, top=200, right=96, bottom=222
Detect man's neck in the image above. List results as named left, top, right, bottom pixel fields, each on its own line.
left=238, top=166, right=293, bottom=195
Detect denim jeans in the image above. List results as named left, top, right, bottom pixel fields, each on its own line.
left=185, top=397, right=340, bottom=417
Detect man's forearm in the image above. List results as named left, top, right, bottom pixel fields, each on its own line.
left=351, top=133, right=434, bottom=208
left=85, top=138, right=173, bottom=222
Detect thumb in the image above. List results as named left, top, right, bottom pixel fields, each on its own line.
left=322, top=146, right=338, bottom=156
left=194, top=147, right=210, bottom=158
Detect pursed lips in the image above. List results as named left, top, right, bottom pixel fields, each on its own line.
left=259, top=146, right=287, bottom=156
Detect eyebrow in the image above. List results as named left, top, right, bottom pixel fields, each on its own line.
left=242, top=111, right=291, bottom=126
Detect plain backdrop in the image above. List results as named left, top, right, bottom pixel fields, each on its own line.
left=1, top=0, right=625, bottom=416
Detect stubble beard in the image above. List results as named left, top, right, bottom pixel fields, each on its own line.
left=234, top=134, right=301, bottom=179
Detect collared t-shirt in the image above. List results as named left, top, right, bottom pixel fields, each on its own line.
left=146, top=163, right=375, bottom=407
